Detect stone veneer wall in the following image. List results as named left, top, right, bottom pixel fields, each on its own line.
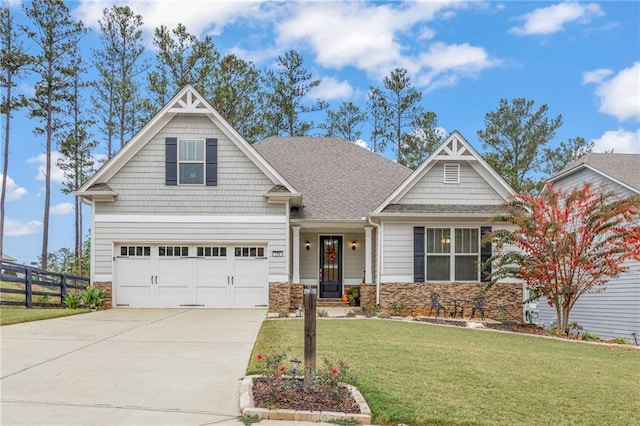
left=268, top=283, right=291, bottom=313
left=93, top=281, right=112, bottom=309
left=360, top=284, right=376, bottom=308
left=379, top=282, right=523, bottom=319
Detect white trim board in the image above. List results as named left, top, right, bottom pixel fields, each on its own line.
left=95, top=215, right=287, bottom=224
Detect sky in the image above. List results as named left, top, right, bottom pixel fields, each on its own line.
left=2, top=0, right=639, bottom=266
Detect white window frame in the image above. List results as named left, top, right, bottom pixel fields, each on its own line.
left=178, top=139, right=205, bottom=185
left=443, top=163, right=460, bottom=184
left=425, top=227, right=479, bottom=281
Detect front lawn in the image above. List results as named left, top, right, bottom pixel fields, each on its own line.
left=0, top=308, right=91, bottom=326
left=248, top=319, right=640, bottom=425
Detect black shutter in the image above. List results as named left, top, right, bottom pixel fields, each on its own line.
left=206, top=138, right=218, bottom=186
left=480, top=226, right=492, bottom=282
left=414, top=226, right=425, bottom=282
left=165, top=137, right=177, bottom=185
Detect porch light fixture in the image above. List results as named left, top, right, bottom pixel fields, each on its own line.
left=352, top=240, right=357, bottom=250
left=305, top=240, right=310, bottom=250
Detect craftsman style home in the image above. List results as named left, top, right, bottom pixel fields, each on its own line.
left=537, top=154, right=640, bottom=340
left=77, top=85, right=523, bottom=317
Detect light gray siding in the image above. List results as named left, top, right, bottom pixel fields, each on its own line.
left=94, top=220, right=287, bottom=278
left=537, top=167, right=640, bottom=340
left=381, top=223, right=413, bottom=281
left=397, top=162, right=504, bottom=205
left=99, top=115, right=282, bottom=215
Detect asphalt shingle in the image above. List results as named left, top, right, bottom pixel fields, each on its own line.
left=255, top=137, right=412, bottom=220
left=561, top=153, right=640, bottom=191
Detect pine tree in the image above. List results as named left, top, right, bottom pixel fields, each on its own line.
left=262, top=50, right=327, bottom=137
left=23, top=0, right=85, bottom=270
left=367, top=87, right=386, bottom=153
left=57, top=50, right=96, bottom=276
left=92, top=5, right=146, bottom=157
left=321, top=102, right=367, bottom=142
left=400, top=112, right=444, bottom=169
left=0, top=4, right=31, bottom=260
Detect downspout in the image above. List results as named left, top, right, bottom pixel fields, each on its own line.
left=367, top=216, right=381, bottom=305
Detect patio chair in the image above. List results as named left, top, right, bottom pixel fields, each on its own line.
left=429, top=292, right=446, bottom=318
left=470, top=295, right=486, bottom=320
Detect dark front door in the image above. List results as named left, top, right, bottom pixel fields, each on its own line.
left=319, top=236, right=342, bottom=299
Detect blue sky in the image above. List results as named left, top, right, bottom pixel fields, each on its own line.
left=2, top=0, right=639, bottom=265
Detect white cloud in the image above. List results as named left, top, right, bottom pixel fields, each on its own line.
left=510, top=2, right=604, bottom=35
left=18, top=83, right=36, bottom=98
left=307, top=77, right=354, bottom=101
left=26, top=152, right=66, bottom=185
left=592, top=129, right=640, bottom=154
left=353, top=139, right=371, bottom=151
left=0, top=174, right=28, bottom=201
left=274, top=1, right=483, bottom=86
left=417, top=42, right=499, bottom=89
left=4, top=217, right=42, bottom=236
left=582, top=68, right=613, bottom=84
left=584, top=62, right=640, bottom=121
left=51, top=202, right=75, bottom=215
left=74, top=0, right=264, bottom=39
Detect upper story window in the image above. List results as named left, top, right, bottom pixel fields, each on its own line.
left=178, top=139, right=205, bottom=185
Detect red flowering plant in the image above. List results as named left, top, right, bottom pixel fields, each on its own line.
left=252, top=353, right=356, bottom=405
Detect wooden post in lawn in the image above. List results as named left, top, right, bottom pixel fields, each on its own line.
left=303, top=286, right=317, bottom=391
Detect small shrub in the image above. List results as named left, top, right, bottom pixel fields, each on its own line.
left=80, top=286, right=106, bottom=310
left=581, top=331, right=600, bottom=342
left=611, top=337, right=628, bottom=345
left=389, top=299, right=407, bottom=316
left=545, top=325, right=563, bottom=336
left=314, top=357, right=357, bottom=400
left=361, top=305, right=380, bottom=317
left=63, top=292, right=82, bottom=309
left=317, top=309, right=328, bottom=317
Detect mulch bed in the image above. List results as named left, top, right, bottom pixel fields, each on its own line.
left=252, top=377, right=360, bottom=413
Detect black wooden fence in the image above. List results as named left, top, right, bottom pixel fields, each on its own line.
left=0, top=261, right=90, bottom=308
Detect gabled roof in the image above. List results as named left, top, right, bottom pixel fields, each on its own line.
left=549, top=153, right=640, bottom=194
left=374, top=131, right=516, bottom=214
left=254, top=137, right=411, bottom=221
left=77, top=85, right=299, bottom=201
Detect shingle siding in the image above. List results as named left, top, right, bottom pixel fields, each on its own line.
left=397, top=162, right=504, bottom=205
left=98, top=115, right=282, bottom=215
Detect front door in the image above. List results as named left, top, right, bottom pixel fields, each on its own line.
left=319, top=236, right=342, bottom=298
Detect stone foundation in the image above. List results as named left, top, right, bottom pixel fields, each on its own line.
left=93, top=281, right=112, bottom=310
left=379, top=282, right=523, bottom=320
left=268, top=282, right=521, bottom=320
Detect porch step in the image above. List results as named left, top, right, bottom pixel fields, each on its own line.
left=316, top=299, right=350, bottom=308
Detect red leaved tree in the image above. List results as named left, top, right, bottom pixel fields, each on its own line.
left=487, top=183, right=640, bottom=330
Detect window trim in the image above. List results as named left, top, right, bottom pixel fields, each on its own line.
left=178, top=138, right=205, bottom=185
left=425, top=227, right=480, bottom=281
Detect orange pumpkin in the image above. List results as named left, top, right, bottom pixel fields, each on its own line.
left=341, top=294, right=348, bottom=303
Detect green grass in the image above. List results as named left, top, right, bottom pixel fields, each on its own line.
left=0, top=308, right=91, bottom=325
left=248, top=319, right=640, bottom=426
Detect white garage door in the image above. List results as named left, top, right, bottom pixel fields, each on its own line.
left=116, top=244, right=268, bottom=308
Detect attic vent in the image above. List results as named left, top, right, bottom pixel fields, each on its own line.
left=444, top=163, right=460, bottom=184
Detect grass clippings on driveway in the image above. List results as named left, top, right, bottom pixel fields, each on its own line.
left=248, top=318, right=640, bottom=426
left=0, top=308, right=91, bottom=326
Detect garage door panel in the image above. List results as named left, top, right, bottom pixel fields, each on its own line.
left=116, top=256, right=153, bottom=307
left=158, top=258, right=190, bottom=306
left=233, top=257, right=268, bottom=307
left=194, top=258, right=228, bottom=307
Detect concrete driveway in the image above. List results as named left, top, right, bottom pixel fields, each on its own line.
left=1, top=309, right=266, bottom=425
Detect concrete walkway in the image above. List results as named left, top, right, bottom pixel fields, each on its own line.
left=1, top=309, right=268, bottom=425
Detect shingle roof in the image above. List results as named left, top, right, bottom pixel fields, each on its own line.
left=382, top=204, right=505, bottom=215
left=559, top=153, right=640, bottom=191
left=254, top=137, right=412, bottom=220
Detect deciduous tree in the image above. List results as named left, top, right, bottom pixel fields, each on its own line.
left=487, top=184, right=640, bottom=330
left=477, top=98, right=563, bottom=193
left=0, top=4, right=31, bottom=260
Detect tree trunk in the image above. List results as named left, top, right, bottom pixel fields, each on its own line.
left=0, top=84, right=11, bottom=260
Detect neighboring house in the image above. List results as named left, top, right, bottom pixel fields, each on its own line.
left=77, top=85, right=523, bottom=317
left=537, top=153, right=640, bottom=340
